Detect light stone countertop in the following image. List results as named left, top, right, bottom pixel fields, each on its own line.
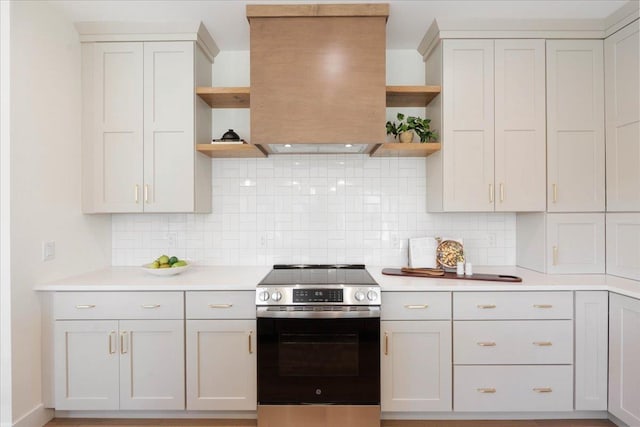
left=35, top=264, right=640, bottom=300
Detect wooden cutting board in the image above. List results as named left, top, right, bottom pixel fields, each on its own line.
left=382, top=268, right=522, bottom=283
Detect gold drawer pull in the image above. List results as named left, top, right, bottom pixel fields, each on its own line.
left=477, top=304, right=496, bottom=309
left=141, top=304, right=160, bottom=309
left=75, top=304, right=96, bottom=309
left=384, top=332, right=389, bottom=356
left=477, top=388, right=496, bottom=394
left=533, top=341, right=553, bottom=346
left=533, top=387, right=553, bottom=393
left=208, top=304, right=233, bottom=309
left=120, top=331, right=128, bottom=354
left=108, top=331, right=116, bottom=355
left=404, top=304, right=429, bottom=309
left=477, top=342, right=497, bottom=347
left=533, top=304, right=553, bottom=309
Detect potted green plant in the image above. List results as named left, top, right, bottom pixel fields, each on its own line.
left=385, top=113, right=439, bottom=143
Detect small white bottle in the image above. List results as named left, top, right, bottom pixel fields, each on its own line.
left=456, top=261, right=464, bottom=276
left=465, top=262, right=473, bottom=276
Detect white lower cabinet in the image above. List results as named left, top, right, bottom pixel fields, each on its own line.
left=52, top=292, right=185, bottom=411
left=185, top=291, right=256, bottom=411
left=381, top=320, right=452, bottom=412
left=54, top=320, right=119, bottom=410
left=454, top=365, right=573, bottom=412
left=574, top=291, right=608, bottom=411
left=609, top=293, right=640, bottom=425
left=54, top=319, right=185, bottom=410
left=452, top=292, right=573, bottom=412
left=381, top=292, right=452, bottom=412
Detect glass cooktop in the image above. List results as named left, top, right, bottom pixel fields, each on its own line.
left=258, top=264, right=378, bottom=287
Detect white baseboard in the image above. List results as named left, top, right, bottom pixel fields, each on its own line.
left=13, top=404, right=53, bottom=427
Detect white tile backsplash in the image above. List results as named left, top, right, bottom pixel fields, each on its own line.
left=112, top=154, right=516, bottom=266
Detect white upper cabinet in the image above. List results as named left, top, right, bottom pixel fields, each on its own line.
left=494, top=40, right=546, bottom=212
left=428, top=39, right=545, bottom=212
left=605, top=21, right=640, bottom=211
left=441, top=39, right=495, bottom=211
left=82, top=40, right=212, bottom=213
left=547, top=40, right=605, bottom=212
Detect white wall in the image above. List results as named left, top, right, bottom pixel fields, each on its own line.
left=112, top=50, right=516, bottom=267
left=1, top=1, right=13, bottom=425
left=9, top=2, right=111, bottom=425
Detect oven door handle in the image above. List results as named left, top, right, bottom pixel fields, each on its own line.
left=256, top=306, right=380, bottom=319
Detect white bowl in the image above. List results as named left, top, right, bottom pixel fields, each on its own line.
left=142, top=262, right=190, bottom=276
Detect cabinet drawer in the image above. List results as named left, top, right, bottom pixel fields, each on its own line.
left=186, top=291, right=255, bottom=319
left=454, top=365, right=573, bottom=412
left=454, top=320, right=573, bottom=365
left=54, top=292, right=183, bottom=320
left=381, top=292, right=451, bottom=320
left=453, top=291, right=573, bottom=319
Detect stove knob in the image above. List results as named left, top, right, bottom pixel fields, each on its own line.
left=354, top=291, right=365, bottom=302
left=367, top=290, right=379, bottom=302
left=259, top=291, right=270, bottom=302
left=272, top=291, right=283, bottom=302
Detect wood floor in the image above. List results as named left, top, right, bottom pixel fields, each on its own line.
left=45, top=418, right=617, bottom=427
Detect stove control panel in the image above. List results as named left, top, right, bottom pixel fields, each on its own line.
left=256, top=286, right=380, bottom=306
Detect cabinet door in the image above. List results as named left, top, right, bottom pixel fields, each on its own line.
left=381, top=320, right=451, bottom=412
left=143, top=42, right=195, bottom=212
left=546, top=213, right=605, bottom=274
left=575, top=291, right=608, bottom=410
left=606, top=213, right=640, bottom=281
left=605, top=21, right=640, bottom=211
left=90, top=42, right=144, bottom=213
left=547, top=40, right=605, bottom=212
left=609, top=293, right=640, bottom=426
left=186, top=319, right=256, bottom=410
left=54, top=320, right=119, bottom=410
left=494, top=40, right=546, bottom=212
left=442, top=40, right=495, bottom=211
left=119, top=319, right=185, bottom=410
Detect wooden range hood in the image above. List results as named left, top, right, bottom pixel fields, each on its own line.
left=247, top=3, right=389, bottom=154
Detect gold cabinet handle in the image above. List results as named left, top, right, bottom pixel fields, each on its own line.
left=144, top=184, right=149, bottom=203
left=533, top=304, right=553, bottom=309
left=477, top=388, right=496, bottom=394
left=404, top=304, right=429, bottom=309
left=533, top=387, right=553, bottom=393
left=141, top=304, right=161, bottom=309
left=489, top=184, right=494, bottom=203
left=248, top=331, right=253, bottom=354
left=477, top=304, right=496, bottom=309
left=208, top=304, right=233, bottom=309
left=477, top=342, right=497, bottom=347
left=552, top=246, right=558, bottom=266
left=500, top=183, right=504, bottom=202
left=384, top=332, right=389, bottom=356
left=108, top=331, right=116, bottom=355
left=120, top=331, right=128, bottom=354
left=552, top=183, right=558, bottom=203
left=533, top=341, right=553, bottom=346
left=75, top=304, right=96, bottom=309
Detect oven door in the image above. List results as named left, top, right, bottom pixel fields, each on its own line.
left=257, top=312, right=380, bottom=405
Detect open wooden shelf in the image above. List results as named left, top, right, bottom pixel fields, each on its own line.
left=196, top=87, right=250, bottom=108
left=196, top=143, right=267, bottom=158
left=370, top=142, right=441, bottom=157
left=386, top=85, right=441, bottom=107
left=196, top=85, right=441, bottom=109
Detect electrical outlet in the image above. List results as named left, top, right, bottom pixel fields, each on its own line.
left=487, top=234, right=496, bottom=247
left=42, top=241, right=55, bottom=261
left=166, top=232, right=177, bottom=248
